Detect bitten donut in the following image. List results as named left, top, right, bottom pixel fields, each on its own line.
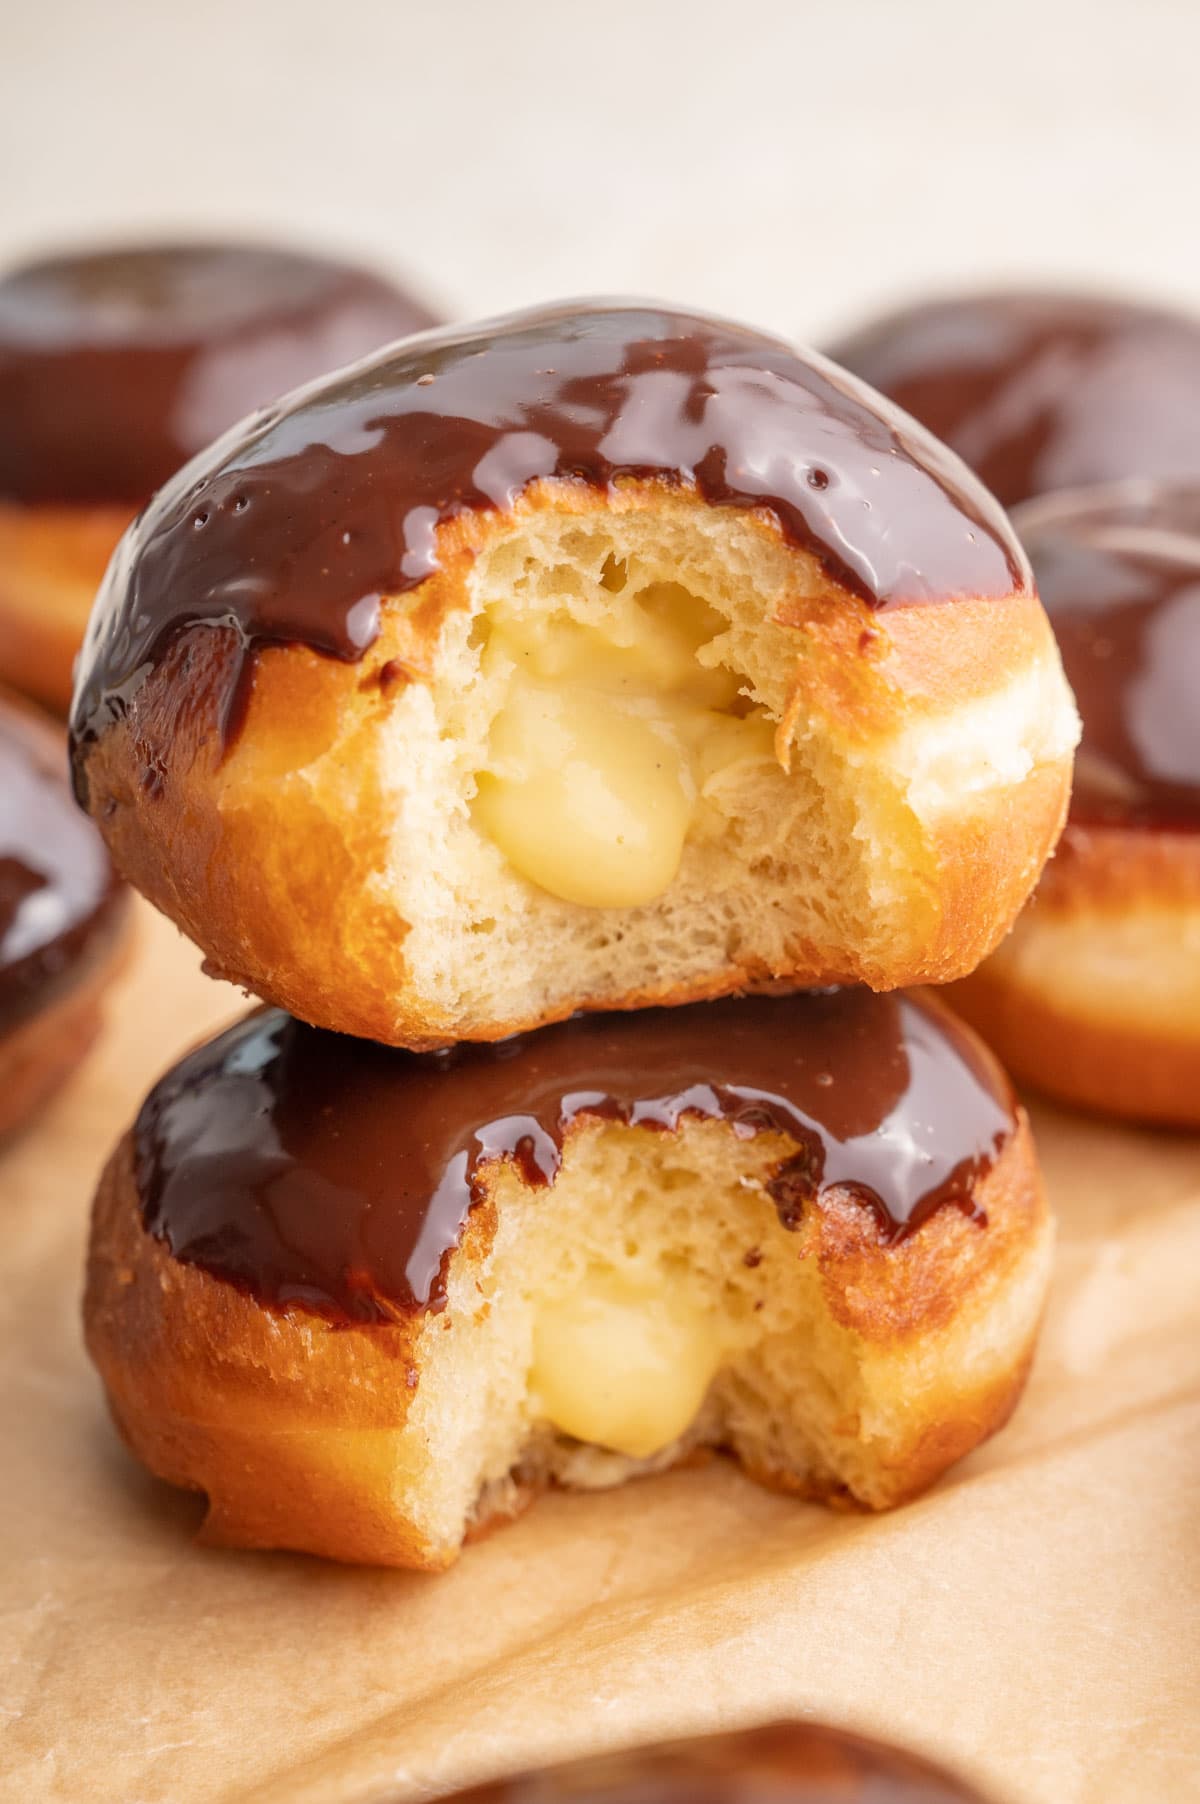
left=826, top=290, right=1200, bottom=508
left=951, top=482, right=1200, bottom=1125
left=0, top=240, right=437, bottom=710
left=0, top=690, right=130, bottom=1136
left=437, top=1722, right=995, bottom=1804
left=71, top=301, right=1076, bottom=1047
left=85, top=988, right=1052, bottom=1569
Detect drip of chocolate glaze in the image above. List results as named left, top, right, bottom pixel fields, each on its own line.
left=70, top=300, right=1028, bottom=774
left=438, top=1720, right=993, bottom=1804
left=828, top=290, right=1200, bottom=509
left=0, top=241, right=438, bottom=505
left=1017, top=481, right=1200, bottom=829
left=134, top=989, right=1015, bottom=1325
left=0, top=697, right=125, bottom=1032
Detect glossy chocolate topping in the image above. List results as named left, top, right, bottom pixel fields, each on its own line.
left=432, top=1722, right=992, bottom=1804
left=134, top=989, right=1015, bottom=1324
left=0, top=241, right=437, bottom=505
left=827, top=291, right=1200, bottom=508
left=0, top=695, right=124, bottom=1032
left=71, top=301, right=1028, bottom=763
left=1017, top=482, right=1200, bottom=829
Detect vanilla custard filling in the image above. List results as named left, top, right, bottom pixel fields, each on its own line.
left=472, top=583, right=775, bottom=907
left=530, top=1266, right=721, bottom=1460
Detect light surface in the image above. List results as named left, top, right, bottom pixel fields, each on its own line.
left=2, top=0, right=1198, bottom=338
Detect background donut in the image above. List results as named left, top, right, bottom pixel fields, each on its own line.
left=950, top=480, right=1200, bottom=1124
left=0, top=688, right=130, bottom=1136
left=0, top=239, right=439, bottom=711
left=825, top=291, right=1200, bottom=508
left=437, top=1721, right=996, bottom=1804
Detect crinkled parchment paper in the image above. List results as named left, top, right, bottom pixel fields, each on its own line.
left=2, top=905, right=1197, bottom=1803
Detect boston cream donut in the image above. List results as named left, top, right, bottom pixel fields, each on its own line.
left=85, top=988, right=1052, bottom=1568
left=439, top=1722, right=995, bottom=1804
left=952, top=482, right=1200, bottom=1125
left=71, top=302, right=1076, bottom=1046
left=0, top=691, right=129, bottom=1135
left=0, top=241, right=437, bottom=710
left=827, top=290, right=1200, bottom=508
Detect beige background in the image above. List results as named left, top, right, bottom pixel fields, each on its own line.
left=2, top=4, right=1200, bottom=1802
left=3, top=0, right=1200, bottom=339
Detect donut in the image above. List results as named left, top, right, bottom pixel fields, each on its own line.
left=825, top=290, right=1200, bottom=508
left=435, top=1722, right=994, bottom=1804
left=950, top=480, right=1200, bottom=1125
left=0, top=240, right=438, bottom=711
left=85, top=987, right=1052, bottom=1568
left=0, top=689, right=130, bottom=1136
left=70, top=301, right=1077, bottom=1047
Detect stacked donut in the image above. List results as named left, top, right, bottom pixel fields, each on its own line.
left=831, top=290, right=1200, bottom=1122
left=73, top=300, right=1079, bottom=1569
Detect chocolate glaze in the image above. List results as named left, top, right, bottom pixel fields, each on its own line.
left=1016, top=482, right=1200, bottom=829
left=431, top=1722, right=992, bottom=1804
left=827, top=291, right=1200, bottom=508
left=0, top=696, right=125, bottom=1032
left=71, top=300, right=1028, bottom=767
left=0, top=241, right=438, bottom=506
left=134, top=989, right=1015, bottom=1325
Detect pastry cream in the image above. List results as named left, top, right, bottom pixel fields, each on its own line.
left=530, top=1266, right=721, bottom=1460
left=473, top=583, right=775, bottom=907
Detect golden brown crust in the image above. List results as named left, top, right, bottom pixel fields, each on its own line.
left=0, top=900, right=134, bottom=1139
left=75, top=483, right=1074, bottom=1046
left=0, top=501, right=129, bottom=713
left=735, top=1345, right=1035, bottom=1515
left=950, top=824, right=1200, bottom=1126
left=87, top=1132, right=453, bottom=1567
left=952, top=962, right=1200, bottom=1128
left=808, top=1109, right=1044, bottom=1345
left=952, top=822, right=1200, bottom=1125
left=781, top=586, right=1074, bottom=987
left=84, top=1101, right=1049, bottom=1568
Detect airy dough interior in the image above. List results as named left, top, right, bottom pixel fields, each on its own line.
left=215, top=489, right=1073, bottom=1036
left=373, top=505, right=932, bottom=1029
left=471, top=564, right=778, bottom=909
left=348, top=1117, right=1046, bottom=1564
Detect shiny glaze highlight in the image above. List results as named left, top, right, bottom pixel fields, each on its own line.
left=1018, top=482, right=1200, bottom=828
left=134, top=989, right=1015, bottom=1323
left=828, top=290, right=1200, bottom=508
left=72, top=301, right=1028, bottom=763
left=0, top=241, right=437, bottom=505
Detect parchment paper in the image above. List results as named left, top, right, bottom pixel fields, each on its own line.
left=1, top=903, right=1197, bottom=1804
